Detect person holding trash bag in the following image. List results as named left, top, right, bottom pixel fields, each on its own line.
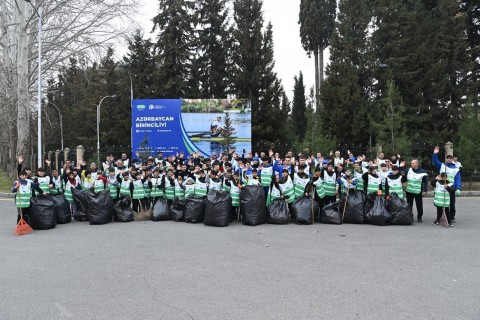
left=385, top=165, right=404, bottom=199
left=432, top=146, right=461, bottom=222
left=431, top=172, right=455, bottom=227
left=362, top=166, right=382, bottom=196
left=402, top=159, right=428, bottom=222
left=294, top=164, right=310, bottom=199
left=278, top=169, right=295, bottom=206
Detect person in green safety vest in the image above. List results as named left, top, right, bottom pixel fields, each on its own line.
left=321, top=162, right=338, bottom=206
left=34, top=167, right=54, bottom=195
left=401, top=159, right=428, bottom=222
left=431, top=172, right=455, bottom=227
left=384, top=165, right=404, bottom=199
left=12, top=170, right=44, bottom=225
left=362, top=166, right=382, bottom=196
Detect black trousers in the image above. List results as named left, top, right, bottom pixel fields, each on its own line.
left=406, top=192, right=423, bottom=219
left=449, top=190, right=456, bottom=219
left=324, top=195, right=336, bottom=206
left=436, top=206, right=451, bottom=224
left=17, top=207, right=31, bottom=224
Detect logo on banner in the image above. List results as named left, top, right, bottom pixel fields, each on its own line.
left=149, top=104, right=155, bottom=110
left=137, top=104, right=146, bottom=110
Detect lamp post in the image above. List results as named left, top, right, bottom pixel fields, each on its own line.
left=46, top=102, right=63, bottom=150
left=25, top=0, right=42, bottom=167
left=97, top=95, right=117, bottom=165
left=117, top=63, right=133, bottom=101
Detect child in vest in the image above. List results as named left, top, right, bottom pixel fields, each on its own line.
left=431, top=172, right=455, bottom=227
left=143, top=168, right=153, bottom=209
left=64, top=171, right=82, bottom=218
left=50, top=169, right=64, bottom=195
left=150, top=169, right=164, bottom=204
left=130, top=172, right=146, bottom=213
left=106, top=169, right=119, bottom=199
left=12, top=170, right=43, bottom=224
left=82, top=170, right=94, bottom=190
left=94, top=171, right=107, bottom=192
left=338, top=168, right=357, bottom=200
left=34, top=167, right=54, bottom=196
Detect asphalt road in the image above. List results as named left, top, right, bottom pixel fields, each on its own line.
left=0, top=198, right=479, bottom=320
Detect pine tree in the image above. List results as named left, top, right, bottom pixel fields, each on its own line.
left=220, top=112, right=236, bottom=153
left=461, top=1, right=480, bottom=102
left=152, top=0, right=196, bottom=97
left=231, top=0, right=284, bottom=144
left=299, top=0, right=337, bottom=109
left=457, top=98, right=480, bottom=188
left=291, top=72, right=307, bottom=141
left=193, top=0, right=231, bottom=98
left=321, top=0, right=371, bottom=145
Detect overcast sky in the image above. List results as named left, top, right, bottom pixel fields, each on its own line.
left=134, top=0, right=323, bottom=100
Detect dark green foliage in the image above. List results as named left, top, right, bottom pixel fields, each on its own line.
left=457, top=98, right=480, bottom=184
left=152, top=0, right=196, bottom=97
left=220, top=112, right=236, bottom=153
left=291, top=72, right=307, bottom=141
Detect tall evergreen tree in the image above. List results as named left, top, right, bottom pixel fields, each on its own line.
left=291, top=72, right=307, bottom=141
left=231, top=0, right=284, bottom=143
left=461, top=1, right=480, bottom=101
left=457, top=98, right=480, bottom=187
left=321, top=0, right=371, bottom=145
left=152, top=0, right=196, bottom=97
left=193, top=0, right=231, bottom=98
left=299, top=0, right=337, bottom=109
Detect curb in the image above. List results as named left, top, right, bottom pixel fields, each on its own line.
left=0, top=193, right=15, bottom=199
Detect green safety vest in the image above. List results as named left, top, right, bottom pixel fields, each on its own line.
left=314, top=178, right=326, bottom=199
left=83, top=178, right=94, bottom=190
left=150, top=177, right=164, bottom=197
left=120, top=179, right=131, bottom=197
left=49, top=177, right=63, bottom=195
left=266, top=184, right=281, bottom=207
left=354, top=171, right=364, bottom=191
left=174, top=181, right=185, bottom=199
left=165, top=179, right=175, bottom=200
left=15, top=181, right=32, bottom=208
left=132, top=180, right=145, bottom=199
left=107, top=176, right=118, bottom=199
left=387, top=176, right=404, bottom=199
left=185, top=183, right=195, bottom=197
left=143, top=180, right=151, bottom=198
left=64, top=181, right=76, bottom=204
left=406, top=169, right=427, bottom=195
left=209, top=179, right=223, bottom=192
left=294, top=174, right=310, bottom=199
left=279, top=176, right=295, bottom=204
left=36, top=176, right=51, bottom=195
left=323, top=172, right=337, bottom=197
left=94, top=179, right=105, bottom=191
left=194, top=178, right=208, bottom=197
left=439, top=164, right=460, bottom=184
left=229, top=182, right=241, bottom=207
left=260, top=166, right=273, bottom=187
left=433, top=182, right=451, bottom=207
left=367, top=175, right=381, bottom=194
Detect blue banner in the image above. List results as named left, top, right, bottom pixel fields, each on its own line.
left=132, top=99, right=252, bottom=158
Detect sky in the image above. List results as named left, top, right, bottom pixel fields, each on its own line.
left=134, top=0, right=323, bottom=100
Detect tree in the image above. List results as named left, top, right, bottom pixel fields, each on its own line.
left=152, top=0, right=196, bottom=97
left=231, top=0, right=285, bottom=144
left=193, top=0, right=232, bottom=98
left=220, top=112, right=236, bottom=153
left=291, top=72, right=307, bottom=141
left=299, top=0, right=337, bottom=110
left=457, top=98, right=480, bottom=188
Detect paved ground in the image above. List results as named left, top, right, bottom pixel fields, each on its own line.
left=0, top=198, right=479, bottom=320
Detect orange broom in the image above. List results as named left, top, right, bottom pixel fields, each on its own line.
left=13, top=208, right=33, bottom=236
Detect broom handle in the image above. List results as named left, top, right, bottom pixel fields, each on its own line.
left=342, top=187, right=350, bottom=223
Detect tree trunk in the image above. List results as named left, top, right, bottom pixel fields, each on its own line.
left=15, top=1, right=30, bottom=165
left=314, top=46, right=319, bottom=111
left=319, top=45, right=324, bottom=109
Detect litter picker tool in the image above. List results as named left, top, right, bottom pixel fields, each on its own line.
left=439, top=154, right=449, bottom=228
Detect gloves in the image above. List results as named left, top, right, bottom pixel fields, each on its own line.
left=455, top=190, right=460, bottom=196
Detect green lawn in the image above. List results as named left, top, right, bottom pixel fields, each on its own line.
left=0, top=170, right=13, bottom=193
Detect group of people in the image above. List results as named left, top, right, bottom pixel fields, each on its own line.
left=12, top=146, right=462, bottom=226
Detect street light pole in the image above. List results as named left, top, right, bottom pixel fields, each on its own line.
left=46, top=102, right=63, bottom=150
left=26, top=0, right=42, bottom=167
left=97, top=95, right=117, bottom=165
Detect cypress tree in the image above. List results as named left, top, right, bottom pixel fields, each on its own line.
left=291, top=72, right=307, bottom=141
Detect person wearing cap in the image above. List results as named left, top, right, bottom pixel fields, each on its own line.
left=402, top=158, right=428, bottom=222
left=294, top=164, right=310, bottom=199
left=12, top=170, right=44, bottom=224
left=210, top=115, right=223, bottom=137
left=321, top=162, right=338, bottom=205
left=430, top=172, right=455, bottom=227
left=432, top=146, right=461, bottom=222
left=362, top=165, right=382, bottom=196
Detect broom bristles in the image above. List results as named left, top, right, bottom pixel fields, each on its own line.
left=13, top=217, right=33, bottom=236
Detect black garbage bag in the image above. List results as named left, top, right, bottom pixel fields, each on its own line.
left=170, top=198, right=186, bottom=222
left=29, top=195, right=57, bottom=230
left=72, top=188, right=89, bottom=221
left=184, top=195, right=207, bottom=223
left=204, top=190, right=232, bottom=227
left=320, top=200, right=343, bottom=225
left=342, top=190, right=367, bottom=224
left=85, top=190, right=114, bottom=225
left=365, top=195, right=392, bottom=226
left=240, top=185, right=265, bottom=226
left=388, top=193, right=413, bottom=225
left=113, top=196, right=134, bottom=222
left=151, top=197, right=171, bottom=221
left=290, top=196, right=318, bottom=225
left=266, top=198, right=289, bottom=224
left=50, top=194, right=71, bottom=224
